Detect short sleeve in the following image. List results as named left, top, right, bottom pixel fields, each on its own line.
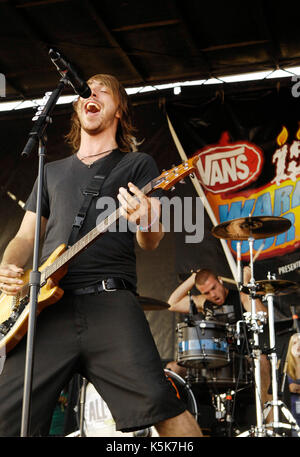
left=131, top=153, right=163, bottom=199
left=24, top=166, right=50, bottom=219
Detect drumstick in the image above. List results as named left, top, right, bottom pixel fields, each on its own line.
left=219, top=276, right=236, bottom=285
left=253, top=241, right=265, bottom=263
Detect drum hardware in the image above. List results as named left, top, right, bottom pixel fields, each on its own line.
left=79, top=377, right=88, bottom=437
left=263, top=278, right=300, bottom=436
left=212, top=215, right=298, bottom=437
left=236, top=311, right=267, bottom=343
left=238, top=237, right=266, bottom=435
left=241, top=274, right=300, bottom=436
left=263, top=402, right=300, bottom=436
left=69, top=377, right=87, bottom=437
left=211, top=390, right=235, bottom=436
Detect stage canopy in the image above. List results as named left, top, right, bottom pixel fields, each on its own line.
left=1, top=0, right=300, bottom=360
left=1, top=0, right=300, bottom=100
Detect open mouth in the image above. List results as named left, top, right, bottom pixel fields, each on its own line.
left=84, top=100, right=101, bottom=114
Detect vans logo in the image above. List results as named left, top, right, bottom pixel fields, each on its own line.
left=195, top=133, right=264, bottom=194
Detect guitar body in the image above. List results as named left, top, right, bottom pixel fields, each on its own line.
left=0, top=244, right=68, bottom=354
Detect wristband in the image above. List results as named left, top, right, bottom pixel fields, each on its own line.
left=138, top=211, right=159, bottom=232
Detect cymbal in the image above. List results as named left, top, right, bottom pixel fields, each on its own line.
left=212, top=216, right=291, bottom=240
left=243, top=280, right=300, bottom=296
left=138, top=296, right=170, bottom=310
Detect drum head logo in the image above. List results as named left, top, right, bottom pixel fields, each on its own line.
left=194, top=132, right=264, bottom=194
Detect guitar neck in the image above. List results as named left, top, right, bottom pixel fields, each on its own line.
left=43, top=180, right=153, bottom=281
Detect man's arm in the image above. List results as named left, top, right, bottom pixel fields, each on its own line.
left=289, top=382, right=300, bottom=394
left=168, top=272, right=206, bottom=313
left=0, top=211, right=47, bottom=295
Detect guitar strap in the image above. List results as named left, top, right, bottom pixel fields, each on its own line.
left=68, top=149, right=124, bottom=247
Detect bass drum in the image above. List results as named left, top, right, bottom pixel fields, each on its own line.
left=82, top=382, right=134, bottom=437
left=81, top=369, right=197, bottom=437
left=164, top=368, right=198, bottom=420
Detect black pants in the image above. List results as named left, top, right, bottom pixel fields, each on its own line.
left=0, top=290, right=185, bottom=436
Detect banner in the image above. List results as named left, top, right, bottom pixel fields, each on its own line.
left=167, top=86, right=300, bottom=314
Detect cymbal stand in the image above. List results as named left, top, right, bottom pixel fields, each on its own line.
left=238, top=237, right=265, bottom=436
left=263, top=275, right=300, bottom=436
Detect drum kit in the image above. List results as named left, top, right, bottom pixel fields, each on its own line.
left=175, top=215, right=300, bottom=437
left=69, top=216, right=300, bottom=438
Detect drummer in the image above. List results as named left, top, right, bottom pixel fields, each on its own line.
left=168, top=266, right=267, bottom=318
left=167, top=267, right=272, bottom=419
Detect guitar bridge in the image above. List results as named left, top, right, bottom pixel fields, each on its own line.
left=0, top=297, right=29, bottom=337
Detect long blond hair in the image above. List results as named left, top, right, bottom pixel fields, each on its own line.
left=286, top=333, right=300, bottom=380
left=65, top=74, right=138, bottom=152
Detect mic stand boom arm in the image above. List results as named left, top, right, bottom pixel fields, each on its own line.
left=22, top=78, right=68, bottom=158
left=20, top=76, right=71, bottom=437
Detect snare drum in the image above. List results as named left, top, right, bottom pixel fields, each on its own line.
left=176, top=320, right=230, bottom=369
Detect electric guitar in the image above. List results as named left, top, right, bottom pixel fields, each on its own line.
left=0, top=157, right=199, bottom=353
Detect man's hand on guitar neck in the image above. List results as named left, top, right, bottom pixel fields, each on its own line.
left=0, top=264, right=24, bottom=296
left=117, top=182, right=164, bottom=250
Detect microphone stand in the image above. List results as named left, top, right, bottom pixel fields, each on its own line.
left=20, top=76, right=70, bottom=437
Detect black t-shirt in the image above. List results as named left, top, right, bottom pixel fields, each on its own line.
left=194, top=289, right=244, bottom=324
left=25, top=149, right=160, bottom=290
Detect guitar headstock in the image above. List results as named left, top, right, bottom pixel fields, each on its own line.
left=152, top=156, right=199, bottom=191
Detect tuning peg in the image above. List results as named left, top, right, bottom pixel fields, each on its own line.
left=179, top=179, right=186, bottom=184
left=170, top=186, right=176, bottom=192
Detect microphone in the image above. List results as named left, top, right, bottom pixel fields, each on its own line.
left=49, top=49, right=91, bottom=99
left=188, top=291, right=198, bottom=315
left=184, top=291, right=199, bottom=326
